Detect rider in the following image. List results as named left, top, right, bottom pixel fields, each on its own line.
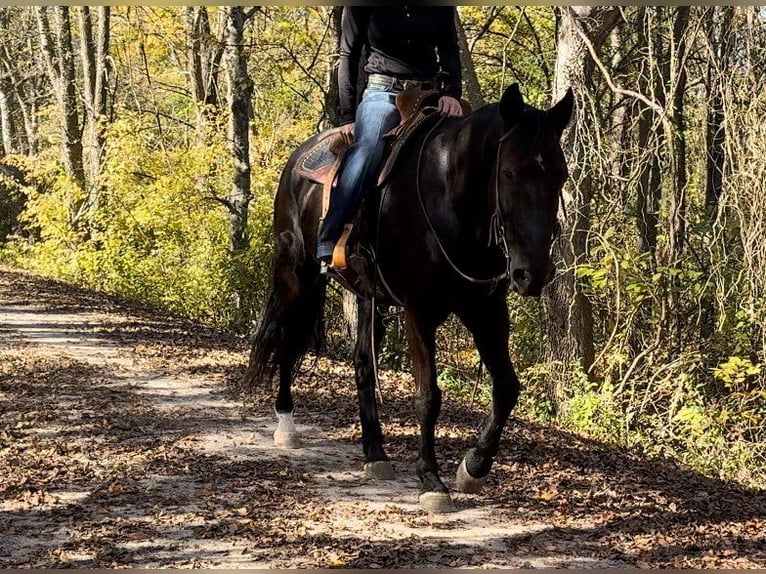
left=317, top=6, right=464, bottom=268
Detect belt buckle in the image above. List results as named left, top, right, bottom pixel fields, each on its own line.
left=403, top=79, right=419, bottom=91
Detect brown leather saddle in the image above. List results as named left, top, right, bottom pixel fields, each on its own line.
left=295, top=87, right=471, bottom=285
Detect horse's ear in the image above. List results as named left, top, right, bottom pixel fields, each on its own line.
left=500, top=83, right=525, bottom=129
left=548, top=87, right=574, bottom=137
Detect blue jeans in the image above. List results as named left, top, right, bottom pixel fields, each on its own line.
left=317, top=85, right=401, bottom=260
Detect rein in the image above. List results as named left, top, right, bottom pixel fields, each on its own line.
left=415, top=115, right=513, bottom=289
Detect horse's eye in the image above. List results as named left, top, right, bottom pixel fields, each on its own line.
left=502, top=168, right=514, bottom=180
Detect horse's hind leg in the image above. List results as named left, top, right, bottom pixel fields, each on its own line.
left=247, top=228, right=325, bottom=448
left=405, top=307, right=456, bottom=513
left=454, top=295, right=519, bottom=493
left=354, top=298, right=394, bottom=479
left=273, top=256, right=326, bottom=448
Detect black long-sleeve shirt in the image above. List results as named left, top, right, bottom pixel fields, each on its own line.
left=338, top=7, right=462, bottom=125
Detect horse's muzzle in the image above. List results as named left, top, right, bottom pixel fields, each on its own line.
left=511, top=268, right=532, bottom=294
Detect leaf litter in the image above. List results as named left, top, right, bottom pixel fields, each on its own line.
left=0, top=268, right=764, bottom=568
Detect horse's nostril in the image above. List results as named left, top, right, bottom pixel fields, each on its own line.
left=512, top=269, right=531, bottom=287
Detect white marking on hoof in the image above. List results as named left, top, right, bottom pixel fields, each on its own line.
left=273, top=412, right=300, bottom=449
left=456, top=456, right=488, bottom=494
left=419, top=491, right=457, bottom=514
left=364, top=460, right=395, bottom=480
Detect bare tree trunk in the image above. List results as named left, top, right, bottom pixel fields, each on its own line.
left=636, top=114, right=661, bottom=257
left=93, top=7, right=110, bottom=147
left=187, top=7, right=225, bottom=138
left=55, top=7, right=85, bottom=195
left=225, top=6, right=256, bottom=253
left=667, top=6, right=690, bottom=263
left=80, top=7, right=96, bottom=115
left=187, top=7, right=207, bottom=105
left=0, top=83, right=15, bottom=155
left=36, top=6, right=86, bottom=199
left=1, top=32, right=40, bottom=156
left=635, top=7, right=662, bottom=259
left=608, top=26, right=626, bottom=195
left=455, top=9, right=485, bottom=109
left=544, top=6, right=620, bottom=405
left=701, top=6, right=734, bottom=342
left=705, top=6, right=733, bottom=212
left=321, top=6, right=343, bottom=130
left=79, top=6, right=110, bottom=210
left=0, top=8, right=14, bottom=155
left=14, top=81, right=38, bottom=155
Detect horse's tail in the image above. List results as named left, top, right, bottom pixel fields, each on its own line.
left=243, top=170, right=325, bottom=391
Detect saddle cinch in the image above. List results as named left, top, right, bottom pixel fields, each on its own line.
left=295, top=88, right=471, bottom=279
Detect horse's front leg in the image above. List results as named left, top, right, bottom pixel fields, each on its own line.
left=455, top=295, right=520, bottom=493
left=354, top=298, right=394, bottom=479
left=404, top=308, right=456, bottom=513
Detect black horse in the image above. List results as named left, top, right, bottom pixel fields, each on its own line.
left=246, top=84, right=573, bottom=512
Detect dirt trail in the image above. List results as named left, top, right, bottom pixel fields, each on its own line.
left=1, top=268, right=764, bottom=568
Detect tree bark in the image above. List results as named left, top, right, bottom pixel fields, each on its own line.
left=701, top=6, right=734, bottom=342
left=16, top=88, right=36, bottom=155
left=225, top=7, right=256, bottom=253
left=544, top=6, right=620, bottom=402
left=79, top=6, right=110, bottom=209
left=1, top=59, right=37, bottom=156
left=321, top=6, right=343, bottom=130
left=635, top=7, right=662, bottom=258
left=705, top=6, right=733, bottom=213
left=36, top=6, right=86, bottom=197
left=0, top=8, right=15, bottom=155
left=187, top=7, right=226, bottom=137
left=0, top=83, right=15, bottom=155
left=667, top=6, right=690, bottom=263
left=455, top=9, right=485, bottom=110
left=80, top=7, right=96, bottom=114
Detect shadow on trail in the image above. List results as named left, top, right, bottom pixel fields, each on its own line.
left=0, top=268, right=244, bottom=353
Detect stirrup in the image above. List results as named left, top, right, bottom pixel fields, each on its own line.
left=331, top=224, right=354, bottom=270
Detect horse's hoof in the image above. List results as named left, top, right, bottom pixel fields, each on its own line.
left=364, top=460, right=395, bottom=480
left=273, top=431, right=300, bottom=449
left=419, top=491, right=457, bottom=514
left=456, top=456, right=488, bottom=494
left=274, top=411, right=299, bottom=448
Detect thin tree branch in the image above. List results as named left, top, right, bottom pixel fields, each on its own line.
left=205, top=195, right=236, bottom=212
left=469, top=6, right=503, bottom=54
left=568, top=7, right=666, bottom=117
left=243, top=7, right=261, bottom=21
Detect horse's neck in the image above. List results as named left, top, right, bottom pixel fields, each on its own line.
left=441, top=111, right=502, bottom=239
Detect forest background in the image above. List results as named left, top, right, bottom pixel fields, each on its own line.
left=0, top=6, right=764, bottom=488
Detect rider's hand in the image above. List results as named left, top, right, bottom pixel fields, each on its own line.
left=438, top=96, right=464, bottom=118
left=339, top=122, right=355, bottom=145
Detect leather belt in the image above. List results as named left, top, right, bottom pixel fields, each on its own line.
left=367, top=73, right=434, bottom=93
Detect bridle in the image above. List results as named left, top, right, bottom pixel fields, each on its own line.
left=415, top=115, right=514, bottom=291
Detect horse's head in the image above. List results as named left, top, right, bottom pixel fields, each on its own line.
left=495, top=84, right=573, bottom=297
